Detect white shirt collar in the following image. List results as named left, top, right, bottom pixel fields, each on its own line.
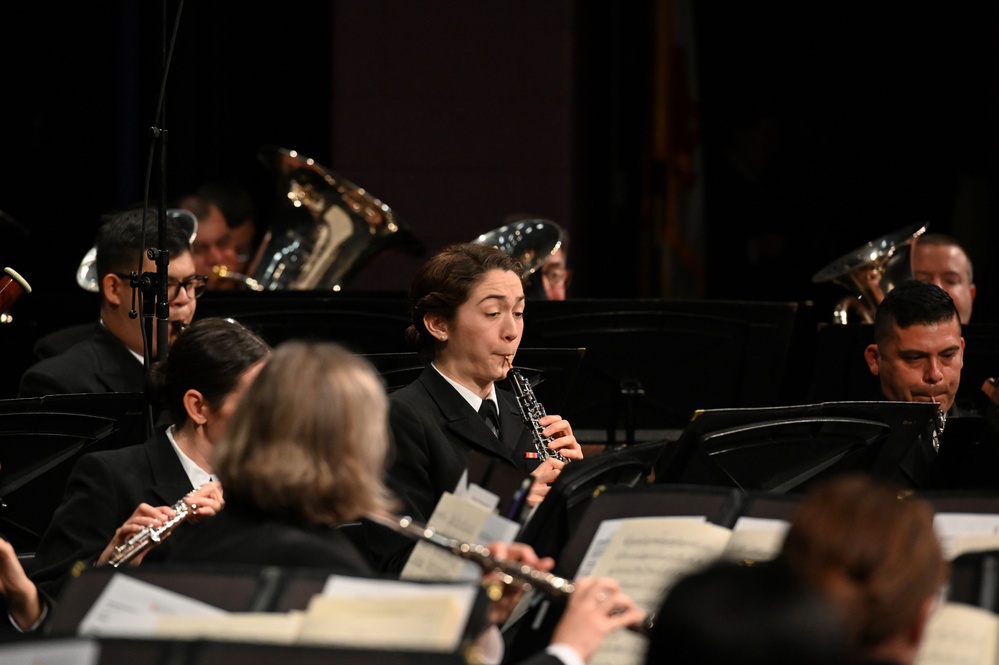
left=431, top=363, right=498, bottom=413
left=165, top=425, right=214, bottom=489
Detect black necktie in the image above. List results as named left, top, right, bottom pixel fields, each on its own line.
left=479, top=399, right=500, bottom=438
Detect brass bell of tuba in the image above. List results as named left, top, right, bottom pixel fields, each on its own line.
left=471, top=219, right=563, bottom=280
left=243, top=146, right=423, bottom=291
left=812, top=222, right=927, bottom=325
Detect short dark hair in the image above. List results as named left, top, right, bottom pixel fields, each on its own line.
left=646, top=560, right=851, bottom=665
left=146, top=317, right=270, bottom=424
left=406, top=243, right=522, bottom=359
left=94, top=208, right=191, bottom=282
left=873, top=280, right=960, bottom=345
left=197, top=181, right=255, bottom=229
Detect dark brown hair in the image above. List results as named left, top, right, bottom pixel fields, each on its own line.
left=780, top=473, right=947, bottom=650
left=405, top=243, right=521, bottom=359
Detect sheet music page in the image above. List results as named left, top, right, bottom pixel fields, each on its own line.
left=401, top=491, right=494, bottom=582
left=914, top=602, right=998, bottom=665
left=155, top=613, right=304, bottom=643
left=935, top=513, right=999, bottom=560
left=307, top=576, right=479, bottom=651
left=0, top=638, right=100, bottom=665
left=77, top=574, right=225, bottom=638
left=721, top=516, right=789, bottom=563
left=584, top=518, right=735, bottom=665
left=576, top=516, right=707, bottom=578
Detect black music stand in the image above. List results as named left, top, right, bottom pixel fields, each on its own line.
left=523, top=308, right=752, bottom=443
left=194, top=291, right=412, bottom=354
left=515, top=440, right=671, bottom=560
left=0, top=412, right=118, bottom=551
left=654, top=401, right=940, bottom=493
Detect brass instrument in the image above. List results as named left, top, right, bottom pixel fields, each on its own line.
left=471, top=219, right=563, bottom=281
left=506, top=359, right=569, bottom=463
left=240, top=146, right=423, bottom=291
left=107, top=497, right=191, bottom=568
left=812, top=223, right=926, bottom=324
left=368, top=513, right=654, bottom=636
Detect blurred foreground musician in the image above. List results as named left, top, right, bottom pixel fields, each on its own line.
left=364, top=243, right=583, bottom=572
left=19, top=208, right=201, bottom=397
left=161, top=340, right=636, bottom=665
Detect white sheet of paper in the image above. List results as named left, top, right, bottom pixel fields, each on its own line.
left=935, top=513, right=999, bottom=560
left=722, top=516, right=788, bottom=563
left=77, top=574, right=225, bottom=638
left=576, top=516, right=706, bottom=578
left=915, top=602, right=998, bottom=665
left=401, top=492, right=495, bottom=582
left=0, top=638, right=100, bottom=665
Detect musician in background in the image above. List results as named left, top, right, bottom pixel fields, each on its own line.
left=911, top=232, right=976, bottom=323
left=177, top=193, right=239, bottom=291
left=196, top=181, right=259, bottom=278
left=27, top=318, right=267, bottom=596
left=366, top=244, right=583, bottom=570
left=19, top=208, right=202, bottom=397
left=780, top=474, right=947, bottom=665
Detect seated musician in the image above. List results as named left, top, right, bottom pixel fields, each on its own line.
left=363, top=243, right=584, bottom=572
left=162, top=339, right=639, bottom=665
left=27, top=318, right=268, bottom=596
left=20, top=208, right=201, bottom=396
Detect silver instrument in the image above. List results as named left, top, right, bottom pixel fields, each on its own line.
left=107, top=498, right=191, bottom=568
left=368, top=513, right=654, bottom=636
left=812, top=223, right=926, bottom=324
left=507, top=362, right=569, bottom=463
left=240, top=146, right=422, bottom=291
left=472, top=219, right=563, bottom=281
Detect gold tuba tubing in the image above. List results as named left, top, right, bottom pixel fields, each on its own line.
left=243, top=146, right=424, bottom=291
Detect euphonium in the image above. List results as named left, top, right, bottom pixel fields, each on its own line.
left=506, top=359, right=568, bottom=463
left=107, top=497, right=192, bottom=568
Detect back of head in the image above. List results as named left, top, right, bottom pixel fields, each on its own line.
left=406, top=242, right=522, bottom=358
left=94, top=207, right=191, bottom=283
left=874, top=280, right=960, bottom=346
left=212, top=340, right=396, bottom=524
left=146, top=317, right=270, bottom=424
left=646, top=560, right=852, bottom=665
left=780, top=473, right=947, bottom=650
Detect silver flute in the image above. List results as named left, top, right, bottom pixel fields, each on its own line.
left=369, top=513, right=654, bottom=635
left=506, top=359, right=568, bottom=463
left=107, top=498, right=191, bottom=568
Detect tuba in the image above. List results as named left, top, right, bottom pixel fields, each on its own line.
left=242, top=146, right=423, bottom=291
left=472, top=219, right=563, bottom=281
left=812, top=223, right=926, bottom=324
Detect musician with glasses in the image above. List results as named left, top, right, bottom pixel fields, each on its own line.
left=363, top=243, right=584, bottom=572
left=19, top=208, right=206, bottom=397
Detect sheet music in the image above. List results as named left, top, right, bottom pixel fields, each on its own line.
left=576, top=516, right=706, bottom=579
left=721, top=516, right=788, bottom=563
left=0, top=638, right=100, bottom=665
left=156, top=612, right=304, bottom=643
left=401, top=491, right=494, bottom=582
left=935, top=513, right=999, bottom=560
left=915, top=602, right=998, bottom=665
left=580, top=517, right=733, bottom=665
left=77, top=574, right=225, bottom=638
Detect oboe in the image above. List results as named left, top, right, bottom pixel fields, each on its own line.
left=369, top=513, right=654, bottom=635
left=506, top=358, right=568, bottom=463
left=107, top=498, right=191, bottom=568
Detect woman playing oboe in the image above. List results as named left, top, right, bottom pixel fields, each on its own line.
left=365, top=243, right=583, bottom=572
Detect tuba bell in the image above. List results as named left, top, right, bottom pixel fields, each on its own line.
left=471, top=219, right=563, bottom=280
left=812, top=222, right=927, bottom=324
left=243, top=146, right=423, bottom=291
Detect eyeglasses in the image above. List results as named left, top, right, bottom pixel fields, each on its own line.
left=115, top=273, right=209, bottom=300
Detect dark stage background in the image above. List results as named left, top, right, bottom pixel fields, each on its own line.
left=0, top=2, right=996, bottom=398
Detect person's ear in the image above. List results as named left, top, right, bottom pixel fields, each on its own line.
left=183, top=389, right=208, bottom=426
left=970, top=282, right=977, bottom=303
left=424, top=313, right=449, bottom=342
left=909, top=596, right=936, bottom=648
left=864, top=344, right=881, bottom=377
left=101, top=273, right=123, bottom=306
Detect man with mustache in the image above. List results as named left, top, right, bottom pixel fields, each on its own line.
left=19, top=208, right=201, bottom=397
